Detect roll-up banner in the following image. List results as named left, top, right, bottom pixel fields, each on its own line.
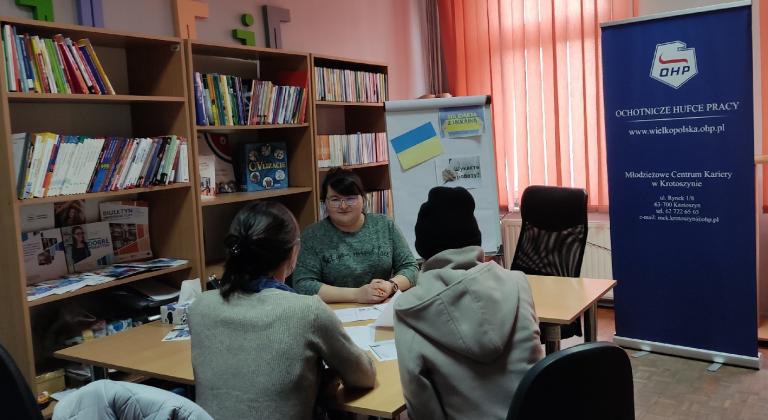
left=602, top=2, right=758, bottom=368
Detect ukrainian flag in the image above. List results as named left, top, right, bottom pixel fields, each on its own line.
left=391, top=122, right=444, bottom=171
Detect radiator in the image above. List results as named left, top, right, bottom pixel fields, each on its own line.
left=501, top=219, right=614, bottom=300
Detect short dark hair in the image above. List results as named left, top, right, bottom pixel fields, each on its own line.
left=320, top=168, right=366, bottom=201
left=220, top=201, right=298, bottom=301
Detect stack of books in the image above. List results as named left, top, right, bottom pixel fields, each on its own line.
left=193, top=72, right=308, bottom=126
left=314, top=67, right=387, bottom=102
left=2, top=24, right=114, bottom=94
left=12, top=133, right=189, bottom=199
left=316, top=132, right=388, bottom=168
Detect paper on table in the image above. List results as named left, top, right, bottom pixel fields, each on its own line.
left=372, top=290, right=402, bottom=327
left=369, top=340, right=398, bottom=361
left=334, top=306, right=382, bottom=323
left=344, top=326, right=374, bottom=350
left=162, top=325, right=190, bottom=342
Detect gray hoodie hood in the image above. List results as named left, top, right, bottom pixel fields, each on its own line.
left=394, top=246, right=521, bottom=362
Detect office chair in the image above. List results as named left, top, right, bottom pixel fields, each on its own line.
left=510, top=185, right=588, bottom=338
left=506, top=342, right=635, bottom=420
left=0, top=342, right=44, bottom=420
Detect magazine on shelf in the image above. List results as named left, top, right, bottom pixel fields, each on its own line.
left=21, top=227, right=68, bottom=285
left=62, top=222, right=115, bottom=273
left=99, top=200, right=152, bottom=262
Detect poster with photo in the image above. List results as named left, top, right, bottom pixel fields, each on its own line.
left=22, top=228, right=68, bottom=284
left=62, top=222, right=115, bottom=273
left=100, top=201, right=153, bottom=262
left=54, top=200, right=86, bottom=227
left=434, top=155, right=482, bottom=189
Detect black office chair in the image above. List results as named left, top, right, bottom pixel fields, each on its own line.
left=507, top=342, right=635, bottom=420
left=0, top=342, right=44, bottom=420
left=510, top=185, right=588, bottom=338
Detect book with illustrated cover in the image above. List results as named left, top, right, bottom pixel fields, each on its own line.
left=198, top=133, right=237, bottom=193
left=22, top=227, right=68, bottom=284
left=198, top=154, right=215, bottom=197
left=99, top=200, right=152, bottom=262
left=62, top=222, right=115, bottom=273
left=243, top=143, right=288, bottom=192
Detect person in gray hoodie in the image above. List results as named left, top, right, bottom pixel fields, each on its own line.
left=393, top=186, right=544, bottom=420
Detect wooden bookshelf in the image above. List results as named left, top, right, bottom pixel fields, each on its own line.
left=196, top=123, right=309, bottom=132
left=185, top=40, right=317, bottom=282
left=16, top=183, right=191, bottom=206
left=199, top=187, right=313, bottom=207
left=316, top=101, right=384, bottom=107
left=318, top=162, right=388, bottom=172
left=28, top=264, right=190, bottom=307
left=7, top=93, right=186, bottom=103
left=310, top=55, right=391, bottom=216
left=0, top=17, right=202, bottom=388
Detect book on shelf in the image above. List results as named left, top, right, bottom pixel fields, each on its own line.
left=194, top=71, right=307, bottom=126
left=198, top=133, right=237, bottom=194
left=242, top=143, right=288, bottom=192
left=22, top=227, right=68, bottom=284
left=99, top=200, right=152, bottom=262
left=198, top=154, right=215, bottom=197
left=2, top=24, right=114, bottom=94
left=62, top=221, right=115, bottom=273
left=13, top=132, right=189, bottom=199
left=314, top=66, right=387, bottom=103
left=316, top=132, right=389, bottom=168
left=25, top=257, right=189, bottom=301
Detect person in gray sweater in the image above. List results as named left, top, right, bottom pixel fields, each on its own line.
left=394, top=187, right=544, bottom=420
left=293, top=168, right=418, bottom=303
left=188, top=201, right=376, bottom=420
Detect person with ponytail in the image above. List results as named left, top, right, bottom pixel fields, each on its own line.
left=188, top=201, right=376, bottom=420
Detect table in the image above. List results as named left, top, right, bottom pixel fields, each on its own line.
left=54, top=304, right=406, bottom=418
left=528, top=275, right=616, bottom=354
left=54, top=276, right=615, bottom=418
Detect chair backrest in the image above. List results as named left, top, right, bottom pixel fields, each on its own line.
left=507, top=342, right=635, bottom=420
left=0, top=343, right=44, bottom=420
left=510, top=185, right=588, bottom=277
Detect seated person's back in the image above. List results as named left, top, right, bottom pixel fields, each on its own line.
left=394, top=187, right=543, bottom=420
left=189, top=201, right=375, bottom=420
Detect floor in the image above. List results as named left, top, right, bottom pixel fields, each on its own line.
left=393, top=307, right=768, bottom=420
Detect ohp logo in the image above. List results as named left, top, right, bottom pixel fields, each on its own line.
left=650, top=41, right=698, bottom=89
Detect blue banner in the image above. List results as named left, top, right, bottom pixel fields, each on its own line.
left=602, top=5, right=756, bottom=357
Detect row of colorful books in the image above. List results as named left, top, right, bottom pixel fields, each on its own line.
left=314, top=67, right=387, bottom=103
left=316, top=132, right=389, bottom=168
left=319, top=189, right=392, bottom=218
left=2, top=24, right=114, bottom=94
left=26, top=258, right=188, bottom=302
left=12, top=133, right=189, bottom=199
left=193, top=72, right=308, bottom=126
left=23, top=200, right=152, bottom=285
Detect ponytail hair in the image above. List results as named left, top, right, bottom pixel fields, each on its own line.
left=219, top=201, right=299, bottom=301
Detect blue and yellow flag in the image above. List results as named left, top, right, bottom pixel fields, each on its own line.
left=390, top=122, right=444, bottom=171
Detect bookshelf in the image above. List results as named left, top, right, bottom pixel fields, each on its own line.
left=310, top=54, right=391, bottom=217
left=0, top=17, right=201, bottom=385
left=184, top=40, right=317, bottom=282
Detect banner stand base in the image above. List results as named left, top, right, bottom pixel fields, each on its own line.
left=614, top=335, right=760, bottom=370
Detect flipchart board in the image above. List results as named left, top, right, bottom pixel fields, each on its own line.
left=384, top=95, right=502, bottom=258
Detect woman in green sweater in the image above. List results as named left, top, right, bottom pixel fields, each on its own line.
left=293, top=168, right=418, bottom=303
left=188, top=201, right=375, bottom=420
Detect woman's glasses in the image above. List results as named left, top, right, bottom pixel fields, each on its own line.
left=326, top=196, right=359, bottom=208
